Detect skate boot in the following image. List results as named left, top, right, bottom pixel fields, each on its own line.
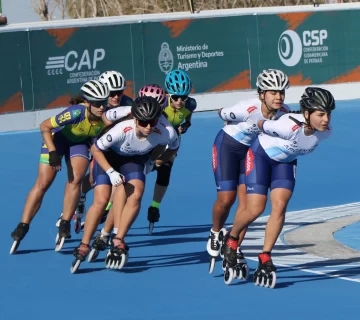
left=234, top=247, right=250, bottom=280
left=70, top=243, right=90, bottom=274
left=88, top=232, right=109, bottom=262
left=55, top=213, right=63, bottom=228
left=253, top=252, right=277, bottom=288
left=55, top=219, right=71, bottom=252
left=148, top=206, right=160, bottom=235
left=10, top=223, right=29, bottom=254
left=207, top=228, right=227, bottom=274
left=222, top=235, right=239, bottom=285
left=73, top=195, right=86, bottom=234
left=105, top=238, right=129, bottom=270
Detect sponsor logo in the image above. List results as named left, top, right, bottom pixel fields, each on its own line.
left=212, top=144, right=218, bottom=172
left=292, top=124, right=301, bottom=131
left=106, top=134, right=112, bottom=142
left=45, top=48, right=105, bottom=84
left=278, top=29, right=328, bottom=66
left=123, top=126, right=133, bottom=133
left=247, top=106, right=257, bottom=114
left=245, top=149, right=254, bottom=176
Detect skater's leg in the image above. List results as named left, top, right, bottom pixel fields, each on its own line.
left=61, top=155, right=89, bottom=222
left=107, top=184, right=126, bottom=234
left=263, top=188, right=292, bottom=252
left=21, top=162, right=57, bottom=224
left=148, top=152, right=176, bottom=223
left=81, top=184, right=112, bottom=245
left=115, top=179, right=145, bottom=240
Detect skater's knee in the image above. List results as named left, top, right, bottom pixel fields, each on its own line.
left=155, top=161, right=173, bottom=187
left=246, top=207, right=264, bottom=222
left=270, top=199, right=288, bottom=217
left=216, top=193, right=236, bottom=210
left=93, top=195, right=110, bottom=211
left=34, top=179, right=52, bottom=193
left=67, top=175, right=84, bottom=186
left=128, top=189, right=143, bottom=204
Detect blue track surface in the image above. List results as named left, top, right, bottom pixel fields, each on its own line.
left=1, top=100, right=360, bottom=320
left=335, top=222, right=360, bottom=251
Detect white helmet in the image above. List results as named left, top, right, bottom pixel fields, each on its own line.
left=81, top=80, right=109, bottom=101
left=99, top=71, right=126, bottom=91
left=256, top=69, right=290, bottom=91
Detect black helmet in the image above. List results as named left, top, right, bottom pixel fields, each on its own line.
left=300, top=87, right=335, bottom=113
left=131, top=96, right=162, bottom=122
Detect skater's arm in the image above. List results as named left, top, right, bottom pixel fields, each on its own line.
left=150, top=144, right=167, bottom=162
left=90, top=144, right=124, bottom=186
left=39, top=119, right=56, bottom=152
left=90, top=144, right=112, bottom=173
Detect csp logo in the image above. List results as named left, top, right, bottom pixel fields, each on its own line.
left=278, top=30, right=302, bottom=67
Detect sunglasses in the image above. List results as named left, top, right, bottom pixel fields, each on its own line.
left=109, top=90, right=124, bottom=97
left=170, top=94, right=188, bottom=102
left=91, top=100, right=107, bottom=108
left=137, top=119, right=158, bottom=128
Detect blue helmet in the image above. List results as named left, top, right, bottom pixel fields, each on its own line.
left=165, top=69, right=192, bottom=95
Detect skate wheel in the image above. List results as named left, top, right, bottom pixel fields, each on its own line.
left=222, top=258, right=226, bottom=271
left=88, top=248, right=99, bottom=263
left=238, top=264, right=250, bottom=280
left=149, top=222, right=154, bottom=235
left=117, top=253, right=128, bottom=270
left=55, top=214, right=63, bottom=228
left=209, top=257, right=216, bottom=274
left=224, top=267, right=234, bottom=285
left=105, top=250, right=112, bottom=268
left=260, top=274, right=266, bottom=287
left=10, top=241, right=20, bottom=255
left=74, top=218, right=82, bottom=234
left=111, top=253, right=126, bottom=270
left=70, top=260, right=81, bottom=274
left=253, top=270, right=260, bottom=286
left=55, top=237, right=65, bottom=252
left=219, top=228, right=228, bottom=259
left=268, top=271, right=277, bottom=289
left=106, top=252, right=128, bottom=270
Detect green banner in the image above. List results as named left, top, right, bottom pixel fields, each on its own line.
left=141, top=16, right=254, bottom=93
left=256, top=11, right=360, bottom=86
left=28, top=25, right=135, bottom=110
left=1, top=9, right=360, bottom=114
left=0, top=31, right=32, bottom=113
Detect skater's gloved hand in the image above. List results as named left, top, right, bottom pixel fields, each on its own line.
left=49, top=150, right=62, bottom=171
left=106, top=168, right=125, bottom=186
left=178, top=121, right=191, bottom=134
